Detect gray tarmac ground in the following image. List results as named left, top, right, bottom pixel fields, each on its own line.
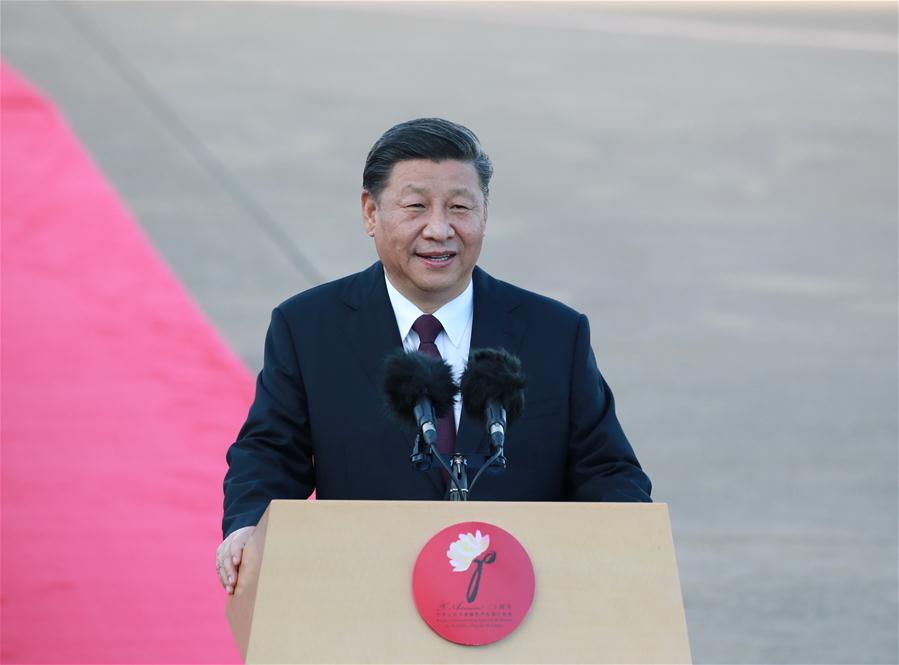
left=2, top=2, right=897, bottom=662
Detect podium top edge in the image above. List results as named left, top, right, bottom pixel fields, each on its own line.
left=268, top=499, right=668, bottom=509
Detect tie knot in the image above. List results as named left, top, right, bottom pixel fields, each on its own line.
left=412, top=314, right=444, bottom=345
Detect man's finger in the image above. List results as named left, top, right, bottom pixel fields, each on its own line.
left=217, top=564, right=228, bottom=588
left=215, top=543, right=230, bottom=590
left=216, top=561, right=226, bottom=588
left=219, top=553, right=235, bottom=589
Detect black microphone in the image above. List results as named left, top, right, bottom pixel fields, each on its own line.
left=383, top=350, right=458, bottom=470
left=460, top=348, right=526, bottom=470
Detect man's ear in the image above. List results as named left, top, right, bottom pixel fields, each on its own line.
left=361, top=190, right=377, bottom=237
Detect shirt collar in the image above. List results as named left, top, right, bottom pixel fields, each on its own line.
left=384, top=273, right=474, bottom=348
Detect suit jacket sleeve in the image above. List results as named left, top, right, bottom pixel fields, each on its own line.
left=222, top=307, right=315, bottom=537
left=566, top=314, right=652, bottom=502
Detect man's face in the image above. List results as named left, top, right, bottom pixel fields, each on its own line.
left=362, top=159, right=487, bottom=312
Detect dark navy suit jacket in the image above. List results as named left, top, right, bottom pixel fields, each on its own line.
left=223, top=262, right=651, bottom=537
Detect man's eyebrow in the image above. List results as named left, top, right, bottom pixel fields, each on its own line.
left=400, top=185, right=430, bottom=195
left=399, top=185, right=476, bottom=198
left=447, top=187, right=477, bottom=198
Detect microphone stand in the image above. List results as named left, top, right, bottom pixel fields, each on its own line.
left=425, top=445, right=503, bottom=501
left=447, top=454, right=469, bottom=501
left=410, top=434, right=503, bottom=501
left=424, top=444, right=469, bottom=501
left=410, top=435, right=470, bottom=501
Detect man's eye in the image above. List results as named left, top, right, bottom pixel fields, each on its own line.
left=451, top=205, right=470, bottom=211
left=406, top=203, right=425, bottom=210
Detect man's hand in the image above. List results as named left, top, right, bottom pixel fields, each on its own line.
left=215, top=526, right=256, bottom=594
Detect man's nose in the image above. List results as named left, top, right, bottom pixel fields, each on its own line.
left=422, top=209, right=454, bottom=241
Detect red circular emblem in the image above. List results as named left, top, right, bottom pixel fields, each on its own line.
left=412, top=521, right=535, bottom=646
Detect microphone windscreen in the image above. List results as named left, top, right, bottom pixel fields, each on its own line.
left=383, top=350, right=458, bottom=425
left=460, top=348, right=527, bottom=424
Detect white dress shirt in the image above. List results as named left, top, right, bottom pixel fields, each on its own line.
left=383, top=274, right=473, bottom=430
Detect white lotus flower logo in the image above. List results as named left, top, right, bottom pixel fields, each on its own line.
left=447, top=530, right=491, bottom=572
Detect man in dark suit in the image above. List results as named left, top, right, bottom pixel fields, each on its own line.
left=216, top=118, right=651, bottom=594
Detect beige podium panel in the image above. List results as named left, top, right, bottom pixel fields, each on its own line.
left=227, top=500, right=690, bottom=664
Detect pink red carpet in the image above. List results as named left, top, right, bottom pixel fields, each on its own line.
left=1, top=61, right=249, bottom=663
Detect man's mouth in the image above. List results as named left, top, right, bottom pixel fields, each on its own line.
left=416, top=251, right=456, bottom=263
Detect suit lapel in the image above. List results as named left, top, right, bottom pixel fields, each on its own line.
left=341, top=262, right=404, bottom=389
left=455, top=267, right=526, bottom=460
left=342, top=262, right=444, bottom=495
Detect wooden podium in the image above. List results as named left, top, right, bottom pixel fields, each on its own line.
left=227, top=500, right=691, bottom=664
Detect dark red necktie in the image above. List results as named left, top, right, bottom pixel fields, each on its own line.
left=412, top=314, right=456, bottom=457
